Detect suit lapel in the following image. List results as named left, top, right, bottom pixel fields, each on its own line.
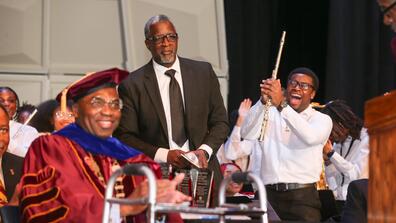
left=142, top=62, right=169, bottom=138
left=2, top=153, right=12, bottom=193
left=179, top=58, right=194, bottom=146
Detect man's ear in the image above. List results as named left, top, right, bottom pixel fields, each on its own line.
left=310, top=90, right=316, bottom=100
left=72, top=104, right=79, bottom=119
left=145, top=40, right=151, bottom=50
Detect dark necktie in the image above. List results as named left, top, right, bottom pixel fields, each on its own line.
left=165, top=69, right=187, bottom=147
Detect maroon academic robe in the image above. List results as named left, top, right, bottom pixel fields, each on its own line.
left=19, top=134, right=182, bottom=223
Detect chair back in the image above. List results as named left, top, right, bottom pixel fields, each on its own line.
left=0, top=206, right=20, bottom=223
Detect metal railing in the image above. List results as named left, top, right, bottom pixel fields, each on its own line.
left=102, top=164, right=268, bottom=223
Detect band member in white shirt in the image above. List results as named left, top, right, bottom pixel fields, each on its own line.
left=241, top=67, right=332, bottom=221
left=321, top=100, right=369, bottom=217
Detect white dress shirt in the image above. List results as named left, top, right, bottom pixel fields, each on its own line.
left=152, top=57, right=213, bottom=162
left=241, top=100, right=332, bottom=185
left=8, top=120, right=39, bottom=157
left=219, top=126, right=262, bottom=177
left=325, top=128, right=369, bottom=200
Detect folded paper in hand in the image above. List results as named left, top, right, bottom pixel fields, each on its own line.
left=181, top=152, right=201, bottom=168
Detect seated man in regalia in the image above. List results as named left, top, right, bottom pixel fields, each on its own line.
left=18, top=68, right=190, bottom=222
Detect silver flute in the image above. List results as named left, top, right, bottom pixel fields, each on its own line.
left=259, top=31, right=286, bottom=141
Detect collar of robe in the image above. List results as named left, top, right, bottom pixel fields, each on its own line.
left=54, top=123, right=141, bottom=160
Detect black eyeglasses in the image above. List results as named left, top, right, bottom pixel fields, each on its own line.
left=147, top=33, right=178, bottom=44
left=288, top=80, right=314, bottom=90
left=381, top=1, right=396, bottom=16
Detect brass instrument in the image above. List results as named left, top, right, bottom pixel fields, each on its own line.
left=259, top=31, right=286, bottom=141
left=311, top=102, right=329, bottom=190
left=316, top=161, right=329, bottom=190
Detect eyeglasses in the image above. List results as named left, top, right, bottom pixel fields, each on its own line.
left=90, top=97, right=123, bottom=111
left=288, top=80, right=314, bottom=90
left=147, top=33, right=178, bottom=44
left=0, top=98, right=16, bottom=105
left=0, top=127, right=9, bottom=135
left=381, top=1, right=396, bottom=16
left=55, top=111, right=74, bottom=120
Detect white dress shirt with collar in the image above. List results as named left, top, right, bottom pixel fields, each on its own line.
left=325, top=128, right=369, bottom=200
left=220, top=126, right=262, bottom=177
left=152, top=57, right=213, bottom=162
left=241, top=100, right=332, bottom=185
left=8, top=120, right=39, bottom=157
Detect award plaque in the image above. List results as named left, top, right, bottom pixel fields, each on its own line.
left=174, top=168, right=214, bottom=208
left=175, top=169, right=191, bottom=196
left=192, top=169, right=214, bottom=208
left=159, top=163, right=172, bottom=180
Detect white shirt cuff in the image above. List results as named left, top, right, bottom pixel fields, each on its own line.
left=198, top=144, right=213, bottom=159
left=154, top=148, right=169, bottom=163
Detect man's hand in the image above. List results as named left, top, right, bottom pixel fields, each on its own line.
left=121, top=173, right=191, bottom=216
left=323, top=139, right=333, bottom=161
left=260, top=79, right=284, bottom=107
left=193, top=149, right=208, bottom=169
left=156, top=173, right=191, bottom=204
left=167, top=149, right=189, bottom=168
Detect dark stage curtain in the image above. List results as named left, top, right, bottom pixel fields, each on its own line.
left=224, top=0, right=396, bottom=118
left=325, top=0, right=396, bottom=117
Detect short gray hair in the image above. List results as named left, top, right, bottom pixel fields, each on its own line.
left=144, top=14, right=173, bottom=39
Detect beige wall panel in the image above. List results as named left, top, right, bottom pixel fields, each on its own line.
left=218, top=77, right=228, bottom=108
left=49, top=0, right=124, bottom=73
left=0, top=74, right=46, bottom=105
left=49, top=75, right=83, bottom=99
left=0, top=0, right=43, bottom=70
left=0, top=0, right=229, bottom=107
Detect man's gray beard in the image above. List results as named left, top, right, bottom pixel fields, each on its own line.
left=159, top=54, right=176, bottom=64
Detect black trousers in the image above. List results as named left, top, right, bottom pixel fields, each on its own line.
left=266, top=185, right=322, bottom=222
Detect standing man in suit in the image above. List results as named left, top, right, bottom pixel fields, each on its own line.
left=114, top=14, right=229, bottom=205
left=0, top=103, right=24, bottom=203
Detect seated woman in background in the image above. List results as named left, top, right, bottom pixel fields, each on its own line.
left=0, top=86, right=39, bottom=157
left=217, top=99, right=262, bottom=178
left=30, top=99, right=75, bottom=133
left=221, top=163, right=244, bottom=197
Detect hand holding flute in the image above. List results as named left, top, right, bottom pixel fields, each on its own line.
left=260, top=79, right=284, bottom=108
left=259, top=31, right=286, bottom=141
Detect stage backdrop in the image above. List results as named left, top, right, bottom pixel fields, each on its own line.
left=225, top=0, right=396, bottom=118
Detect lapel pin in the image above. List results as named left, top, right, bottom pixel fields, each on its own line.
left=10, top=169, right=14, bottom=176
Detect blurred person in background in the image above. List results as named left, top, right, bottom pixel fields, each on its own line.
left=30, top=99, right=75, bottom=133
left=16, top=102, right=36, bottom=125
left=321, top=100, right=369, bottom=220
left=0, top=87, right=38, bottom=157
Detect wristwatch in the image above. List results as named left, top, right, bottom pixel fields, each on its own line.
left=277, top=100, right=288, bottom=112
left=326, top=150, right=335, bottom=159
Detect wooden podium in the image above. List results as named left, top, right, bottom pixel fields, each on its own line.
left=365, top=90, right=396, bottom=222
